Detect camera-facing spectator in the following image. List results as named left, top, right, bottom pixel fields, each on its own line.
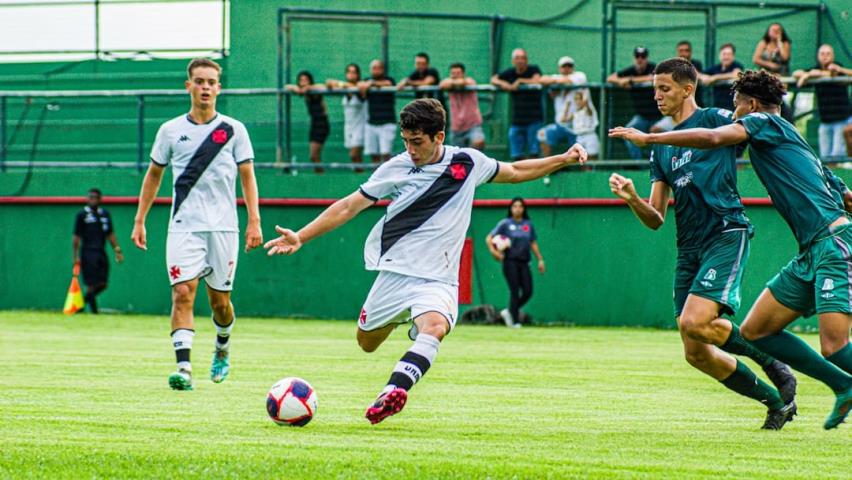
left=286, top=71, right=329, bottom=173
left=564, top=89, right=599, bottom=160
left=397, top=52, right=441, bottom=99
left=676, top=40, right=703, bottom=72
left=358, top=60, right=396, bottom=163
left=538, top=56, right=586, bottom=156
left=327, top=63, right=367, bottom=167
left=752, top=23, right=791, bottom=76
left=491, top=48, right=545, bottom=160
left=794, top=44, right=852, bottom=158
left=439, top=63, right=485, bottom=150
left=607, top=46, right=667, bottom=159
left=701, top=43, right=744, bottom=110
left=72, top=188, right=123, bottom=314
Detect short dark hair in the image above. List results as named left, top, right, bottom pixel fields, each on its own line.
left=416, top=52, right=430, bottom=62
left=719, top=43, right=736, bottom=53
left=449, top=62, right=465, bottom=72
left=88, top=188, right=102, bottom=197
left=677, top=40, right=692, bottom=48
left=732, top=69, right=785, bottom=106
left=399, top=98, right=446, bottom=138
left=506, top=197, right=529, bottom=219
left=654, top=57, right=697, bottom=85
left=296, top=70, right=314, bottom=84
left=346, top=63, right=361, bottom=77
left=187, top=58, right=222, bottom=79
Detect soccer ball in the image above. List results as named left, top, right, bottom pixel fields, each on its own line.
left=266, top=377, right=318, bottom=426
left=491, top=234, right=511, bottom=252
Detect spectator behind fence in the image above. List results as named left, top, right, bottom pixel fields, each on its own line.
left=847, top=124, right=852, bottom=157
left=700, top=43, right=744, bottom=110
left=537, top=56, right=585, bottom=156
left=397, top=52, right=441, bottom=100
left=752, top=23, right=791, bottom=76
left=327, top=63, right=367, bottom=167
left=286, top=70, right=329, bottom=173
left=439, top=62, right=485, bottom=149
left=565, top=89, right=600, bottom=159
left=668, top=39, right=704, bottom=111
left=794, top=44, right=852, bottom=158
left=607, top=46, right=666, bottom=159
left=358, top=60, right=396, bottom=163
left=492, top=48, right=544, bottom=160
left=72, top=188, right=124, bottom=314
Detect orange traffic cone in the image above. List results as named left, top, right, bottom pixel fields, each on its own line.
left=63, top=263, right=85, bottom=315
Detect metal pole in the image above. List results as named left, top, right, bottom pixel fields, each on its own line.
left=94, top=0, right=100, bottom=60
left=221, top=0, right=227, bottom=56
left=285, top=16, right=293, bottom=166
left=136, top=95, right=144, bottom=172
left=815, top=2, right=823, bottom=59
left=381, top=19, right=389, bottom=72
left=276, top=11, right=284, bottom=164
left=0, top=96, right=6, bottom=172
left=600, top=0, right=609, bottom=161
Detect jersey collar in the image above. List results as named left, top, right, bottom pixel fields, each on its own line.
left=185, top=113, right=219, bottom=125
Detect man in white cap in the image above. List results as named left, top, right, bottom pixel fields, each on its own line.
left=538, top=56, right=588, bottom=156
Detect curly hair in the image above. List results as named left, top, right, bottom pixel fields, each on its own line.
left=732, top=70, right=785, bottom=106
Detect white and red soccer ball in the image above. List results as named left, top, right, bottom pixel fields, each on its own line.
left=491, top=234, right=512, bottom=252
left=266, top=377, right=318, bottom=426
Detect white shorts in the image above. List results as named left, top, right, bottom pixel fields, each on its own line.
left=577, top=132, right=600, bottom=156
left=364, top=123, right=397, bottom=156
left=359, top=271, right=458, bottom=333
left=166, top=231, right=238, bottom=291
left=344, top=118, right=366, bottom=149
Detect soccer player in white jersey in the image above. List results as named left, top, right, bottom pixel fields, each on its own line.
left=131, top=58, right=263, bottom=390
left=264, top=98, right=587, bottom=423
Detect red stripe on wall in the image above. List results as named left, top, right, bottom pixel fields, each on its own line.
left=0, top=196, right=776, bottom=207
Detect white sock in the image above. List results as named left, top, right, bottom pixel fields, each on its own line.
left=172, top=328, right=194, bottom=372
left=214, top=315, right=234, bottom=351
left=386, top=333, right=441, bottom=391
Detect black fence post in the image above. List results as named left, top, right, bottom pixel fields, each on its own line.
left=136, top=95, right=144, bottom=172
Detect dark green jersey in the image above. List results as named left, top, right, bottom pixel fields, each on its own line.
left=650, top=108, right=751, bottom=250
left=737, top=112, right=846, bottom=251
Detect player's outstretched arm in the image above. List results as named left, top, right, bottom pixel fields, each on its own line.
left=264, top=190, right=374, bottom=256
left=238, top=161, right=263, bottom=252
left=131, top=162, right=165, bottom=251
left=492, top=143, right=587, bottom=184
left=610, top=174, right=670, bottom=230
left=609, top=123, right=748, bottom=150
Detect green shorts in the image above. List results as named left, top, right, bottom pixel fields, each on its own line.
left=674, top=229, right=750, bottom=317
left=767, top=224, right=852, bottom=317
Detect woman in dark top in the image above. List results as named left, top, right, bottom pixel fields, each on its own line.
left=752, top=23, right=791, bottom=76
left=486, top=197, right=546, bottom=327
left=287, top=70, right=330, bottom=172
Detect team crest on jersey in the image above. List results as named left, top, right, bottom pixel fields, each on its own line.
left=450, top=163, right=468, bottom=181
left=672, top=150, right=693, bottom=171
left=822, top=278, right=835, bottom=291
left=674, top=171, right=693, bottom=188
left=704, top=269, right=717, bottom=281
left=169, top=265, right=181, bottom=280
left=359, top=308, right=367, bottom=325
left=212, top=129, right=228, bottom=144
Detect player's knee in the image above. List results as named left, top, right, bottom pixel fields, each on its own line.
left=680, top=314, right=711, bottom=342
left=209, top=296, right=230, bottom=314
left=683, top=349, right=712, bottom=369
left=172, top=283, right=194, bottom=305
left=418, top=319, right=449, bottom=340
left=357, top=336, right=379, bottom=353
left=739, top=320, right=761, bottom=341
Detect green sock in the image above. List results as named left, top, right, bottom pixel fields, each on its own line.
left=826, top=344, right=852, bottom=375
left=719, top=322, right=774, bottom=367
left=753, top=331, right=852, bottom=393
left=720, top=360, right=784, bottom=411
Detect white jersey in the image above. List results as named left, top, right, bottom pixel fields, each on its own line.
left=549, top=71, right=588, bottom=126
left=342, top=93, right=367, bottom=126
left=359, top=145, right=500, bottom=285
left=150, top=113, right=254, bottom=233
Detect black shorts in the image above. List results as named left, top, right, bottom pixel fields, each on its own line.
left=310, top=116, right=330, bottom=144
left=81, top=249, right=109, bottom=286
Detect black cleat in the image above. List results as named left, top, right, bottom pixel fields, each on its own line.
left=763, top=360, right=797, bottom=405
left=762, top=401, right=797, bottom=430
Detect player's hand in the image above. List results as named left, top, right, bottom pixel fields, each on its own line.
left=131, top=223, right=147, bottom=251
left=609, top=173, right=638, bottom=202
left=490, top=250, right=504, bottom=262
left=264, top=225, right=302, bottom=256
left=115, top=249, right=124, bottom=264
left=245, top=221, right=263, bottom=252
left=538, top=259, right=546, bottom=274
left=563, top=143, right=588, bottom=165
left=73, top=261, right=80, bottom=276
left=608, top=127, right=649, bottom=147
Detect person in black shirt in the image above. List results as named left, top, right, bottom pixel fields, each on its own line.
left=700, top=43, right=744, bottom=111
left=492, top=48, right=544, bottom=160
left=607, top=46, right=667, bottom=159
left=794, top=44, right=852, bottom=158
left=674, top=40, right=704, bottom=109
left=397, top=52, right=441, bottom=100
left=358, top=59, right=396, bottom=163
left=72, top=188, right=123, bottom=313
left=286, top=71, right=329, bottom=172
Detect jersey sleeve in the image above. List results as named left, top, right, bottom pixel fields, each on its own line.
left=232, top=122, right=255, bottom=164
left=823, top=164, right=848, bottom=194
left=73, top=212, right=83, bottom=236
left=709, top=107, right=735, bottom=127
left=359, top=163, right=397, bottom=201
left=470, top=149, right=500, bottom=186
left=489, top=218, right=508, bottom=237
left=649, top=148, right=666, bottom=184
left=737, top=112, right=774, bottom=147
left=104, top=211, right=114, bottom=235
left=150, top=124, right=171, bottom=166
left=529, top=222, right=538, bottom=242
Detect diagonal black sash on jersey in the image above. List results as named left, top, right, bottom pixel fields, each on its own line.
left=380, top=152, right=474, bottom=256
left=172, top=121, right=233, bottom=218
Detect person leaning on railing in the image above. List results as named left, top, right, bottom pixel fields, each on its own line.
left=752, top=22, right=791, bottom=76
left=537, top=56, right=584, bottom=157
left=793, top=44, right=852, bottom=159
left=438, top=62, right=485, bottom=150
left=491, top=48, right=544, bottom=161
left=700, top=43, right=744, bottom=111
left=358, top=60, right=397, bottom=164
left=326, top=63, right=367, bottom=168
left=286, top=70, right=329, bottom=173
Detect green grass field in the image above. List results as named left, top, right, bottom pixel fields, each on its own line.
left=0, top=311, right=849, bottom=479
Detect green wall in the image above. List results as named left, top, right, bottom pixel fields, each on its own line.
left=0, top=167, right=839, bottom=329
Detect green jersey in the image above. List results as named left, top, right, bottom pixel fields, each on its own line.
left=737, top=112, right=847, bottom=251
left=650, top=108, right=750, bottom=250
